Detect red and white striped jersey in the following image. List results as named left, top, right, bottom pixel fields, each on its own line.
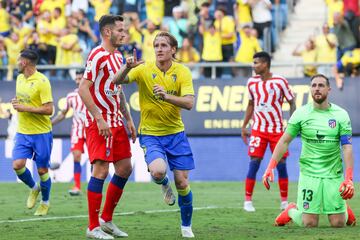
left=83, top=45, right=124, bottom=127
left=247, top=74, right=294, bottom=133
left=65, top=88, right=86, bottom=139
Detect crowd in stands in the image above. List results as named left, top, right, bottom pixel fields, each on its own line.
left=0, top=0, right=295, bottom=81
left=292, top=0, right=360, bottom=89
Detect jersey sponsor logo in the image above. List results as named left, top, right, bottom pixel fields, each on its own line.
left=152, top=73, right=157, bottom=79
left=328, top=119, right=336, bottom=128
left=335, top=206, right=341, bottom=211
left=303, top=202, right=309, bottom=210
left=171, top=74, right=177, bottom=82
left=104, top=88, right=121, bottom=95
left=316, top=130, right=325, bottom=140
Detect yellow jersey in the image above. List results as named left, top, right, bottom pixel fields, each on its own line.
left=236, top=0, right=252, bottom=25
left=4, top=38, right=25, bottom=65
left=128, top=61, right=194, bottom=136
left=202, top=31, right=223, bottom=61
left=0, top=9, right=11, bottom=33
left=90, top=0, right=112, bottom=22
left=235, top=30, right=262, bottom=63
left=214, top=16, right=236, bottom=45
left=315, top=34, right=337, bottom=63
left=16, top=71, right=53, bottom=134
left=141, top=29, right=160, bottom=62
left=145, top=0, right=164, bottom=25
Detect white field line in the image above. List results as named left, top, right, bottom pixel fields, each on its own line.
left=0, top=206, right=221, bottom=224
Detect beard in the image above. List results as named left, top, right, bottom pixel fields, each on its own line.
left=312, top=94, right=327, bottom=104
left=110, top=34, right=121, bottom=48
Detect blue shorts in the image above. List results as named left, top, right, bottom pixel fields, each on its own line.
left=139, top=131, right=195, bottom=171
left=12, top=132, right=53, bottom=168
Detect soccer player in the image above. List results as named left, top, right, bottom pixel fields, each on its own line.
left=241, top=51, right=296, bottom=212
left=51, top=69, right=86, bottom=196
left=113, top=32, right=196, bottom=238
left=79, top=15, right=137, bottom=239
left=263, top=74, right=356, bottom=227
left=11, top=49, right=53, bottom=216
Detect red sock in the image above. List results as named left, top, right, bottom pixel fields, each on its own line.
left=87, top=190, right=102, bottom=230
left=101, top=182, right=124, bottom=222
left=278, top=178, right=288, bottom=201
left=74, top=173, right=81, bottom=189
left=245, top=178, right=256, bottom=201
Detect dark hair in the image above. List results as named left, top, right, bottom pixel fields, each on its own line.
left=154, top=32, right=178, bottom=58
left=253, top=51, right=271, bottom=67
left=54, top=7, right=62, bottom=14
left=99, top=14, right=124, bottom=34
left=310, top=74, right=330, bottom=86
left=20, top=49, right=39, bottom=65
left=75, top=69, right=84, bottom=75
left=201, top=2, right=211, bottom=8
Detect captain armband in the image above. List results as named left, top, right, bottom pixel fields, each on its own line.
left=340, top=135, right=352, bottom=145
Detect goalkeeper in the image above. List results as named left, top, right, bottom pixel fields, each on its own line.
left=263, top=74, right=356, bottom=227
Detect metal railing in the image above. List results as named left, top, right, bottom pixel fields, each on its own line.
left=0, top=62, right=336, bottom=80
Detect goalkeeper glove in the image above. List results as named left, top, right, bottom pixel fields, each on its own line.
left=339, top=168, right=354, bottom=200
left=262, top=158, right=278, bottom=190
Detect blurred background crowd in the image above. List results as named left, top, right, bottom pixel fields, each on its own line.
left=0, top=0, right=359, bottom=82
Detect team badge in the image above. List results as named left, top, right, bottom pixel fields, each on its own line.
left=328, top=119, right=336, bottom=128
left=152, top=73, right=157, bottom=79
left=171, top=74, right=177, bottom=82
left=303, top=202, right=309, bottom=210
left=106, top=149, right=111, bottom=157
left=86, top=60, right=92, bottom=73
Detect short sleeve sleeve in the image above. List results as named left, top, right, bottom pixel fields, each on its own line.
left=83, top=51, right=104, bottom=83
left=339, top=110, right=352, bottom=136
left=39, top=78, right=53, bottom=104
left=128, top=64, right=145, bottom=83
left=285, top=109, right=301, bottom=137
left=180, top=67, right=194, bottom=96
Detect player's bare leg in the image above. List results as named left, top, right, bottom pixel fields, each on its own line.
left=149, top=158, right=176, bottom=206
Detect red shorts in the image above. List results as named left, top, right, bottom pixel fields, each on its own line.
left=71, top=136, right=86, bottom=153
left=85, top=121, right=132, bottom=163
left=248, top=129, right=289, bottom=158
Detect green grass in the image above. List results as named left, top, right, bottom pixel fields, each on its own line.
left=0, top=182, right=359, bottom=239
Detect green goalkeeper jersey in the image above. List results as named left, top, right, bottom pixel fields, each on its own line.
left=286, top=103, right=352, bottom=178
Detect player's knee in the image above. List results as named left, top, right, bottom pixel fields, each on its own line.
left=303, top=220, right=318, bottom=227
left=73, top=152, right=82, bottom=162
left=115, top=165, right=132, bottom=178
left=12, top=160, right=25, bottom=171
left=175, top=178, right=189, bottom=190
left=330, top=219, right=346, bottom=228
left=151, top=170, right=166, bottom=182
left=37, top=168, right=48, bottom=176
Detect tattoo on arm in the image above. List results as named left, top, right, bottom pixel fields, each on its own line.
left=119, top=89, right=130, bottom=119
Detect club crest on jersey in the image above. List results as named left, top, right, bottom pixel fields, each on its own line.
left=171, top=74, right=177, bottom=82
left=328, top=119, right=336, bottom=128
left=152, top=73, right=157, bottom=79
left=303, top=202, right=309, bottom=210
left=86, top=60, right=92, bottom=73
left=106, top=148, right=111, bottom=157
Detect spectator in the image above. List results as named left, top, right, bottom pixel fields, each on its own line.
left=315, top=23, right=338, bottom=76
left=333, top=12, right=357, bottom=60
left=10, top=13, right=33, bottom=40
left=75, top=9, right=98, bottom=57
left=249, top=0, right=272, bottom=52
left=333, top=48, right=360, bottom=90
left=36, top=10, right=57, bottom=65
left=199, top=22, right=223, bottom=78
left=7, top=0, right=34, bottom=27
left=325, top=0, right=343, bottom=28
left=0, top=2, right=11, bottom=37
left=215, top=0, right=236, bottom=15
left=166, top=6, right=188, bottom=48
left=214, top=6, right=236, bottom=76
left=234, top=0, right=252, bottom=28
left=24, top=31, right=48, bottom=65
left=292, top=38, right=317, bottom=77
left=2, top=32, right=25, bottom=81
left=145, top=0, right=164, bottom=26
left=89, top=0, right=113, bottom=38
left=178, top=37, right=200, bottom=64
left=0, top=38, right=7, bottom=81
left=235, top=24, right=262, bottom=77
left=39, top=0, right=67, bottom=19
left=139, top=20, right=160, bottom=61
left=118, top=29, right=141, bottom=60
left=163, top=0, right=181, bottom=25
left=196, top=2, right=214, bottom=51
left=71, top=0, right=89, bottom=14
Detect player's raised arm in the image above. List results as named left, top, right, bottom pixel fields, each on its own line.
left=262, top=132, right=294, bottom=190
left=113, top=49, right=143, bottom=85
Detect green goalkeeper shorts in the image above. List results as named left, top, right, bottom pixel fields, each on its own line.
left=297, top=173, right=346, bottom=214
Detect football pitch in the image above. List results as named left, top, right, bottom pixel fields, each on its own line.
left=0, top=182, right=359, bottom=240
